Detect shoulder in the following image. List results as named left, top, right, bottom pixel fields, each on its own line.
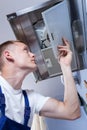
left=24, top=89, right=40, bottom=97
left=22, top=89, right=44, bottom=102
left=23, top=89, right=50, bottom=113
left=25, top=89, right=50, bottom=101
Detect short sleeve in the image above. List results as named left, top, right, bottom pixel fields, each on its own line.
left=34, top=93, right=50, bottom=114
left=27, top=90, right=50, bottom=114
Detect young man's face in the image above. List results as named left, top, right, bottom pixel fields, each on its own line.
left=11, top=42, right=37, bottom=72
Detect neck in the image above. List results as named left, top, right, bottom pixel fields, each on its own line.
left=1, top=67, right=28, bottom=90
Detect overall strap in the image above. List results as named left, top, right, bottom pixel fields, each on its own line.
left=0, top=86, right=5, bottom=116
left=22, top=90, right=31, bottom=126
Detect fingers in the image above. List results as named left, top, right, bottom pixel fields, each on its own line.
left=57, top=38, right=71, bottom=58
left=62, top=37, right=70, bottom=47
left=57, top=46, right=68, bottom=57
left=57, top=44, right=69, bottom=53
left=57, top=38, right=70, bottom=53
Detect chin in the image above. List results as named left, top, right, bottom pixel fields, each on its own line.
left=31, top=64, right=37, bottom=72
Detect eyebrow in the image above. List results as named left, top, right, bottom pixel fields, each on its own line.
left=24, top=45, right=29, bottom=49
left=23, top=45, right=30, bottom=51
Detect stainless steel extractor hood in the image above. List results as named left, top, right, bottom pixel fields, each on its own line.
left=6, top=0, right=87, bottom=81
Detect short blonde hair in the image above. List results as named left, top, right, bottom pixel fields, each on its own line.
left=0, top=40, right=23, bottom=70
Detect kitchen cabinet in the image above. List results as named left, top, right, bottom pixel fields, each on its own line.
left=7, top=0, right=86, bottom=81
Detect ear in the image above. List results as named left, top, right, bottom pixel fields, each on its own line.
left=4, top=50, right=14, bottom=62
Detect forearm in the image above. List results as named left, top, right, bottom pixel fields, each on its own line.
left=61, top=64, right=81, bottom=119
left=62, top=65, right=77, bottom=101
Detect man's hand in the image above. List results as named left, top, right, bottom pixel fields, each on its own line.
left=57, top=37, right=72, bottom=66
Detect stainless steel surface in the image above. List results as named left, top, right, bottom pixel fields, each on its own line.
left=7, top=0, right=87, bottom=81
left=15, top=0, right=63, bottom=16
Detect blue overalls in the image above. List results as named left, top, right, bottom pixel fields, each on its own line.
left=0, top=86, right=31, bottom=130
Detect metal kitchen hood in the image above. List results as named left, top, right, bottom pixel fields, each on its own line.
left=6, top=0, right=86, bottom=81
left=7, top=0, right=63, bottom=19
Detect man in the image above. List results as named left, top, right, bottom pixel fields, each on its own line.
left=0, top=38, right=81, bottom=130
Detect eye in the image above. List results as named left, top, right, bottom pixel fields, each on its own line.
left=24, top=47, right=28, bottom=52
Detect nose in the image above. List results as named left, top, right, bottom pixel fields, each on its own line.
left=29, top=52, right=35, bottom=58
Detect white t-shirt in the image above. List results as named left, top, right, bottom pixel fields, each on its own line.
left=0, top=76, right=50, bottom=127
